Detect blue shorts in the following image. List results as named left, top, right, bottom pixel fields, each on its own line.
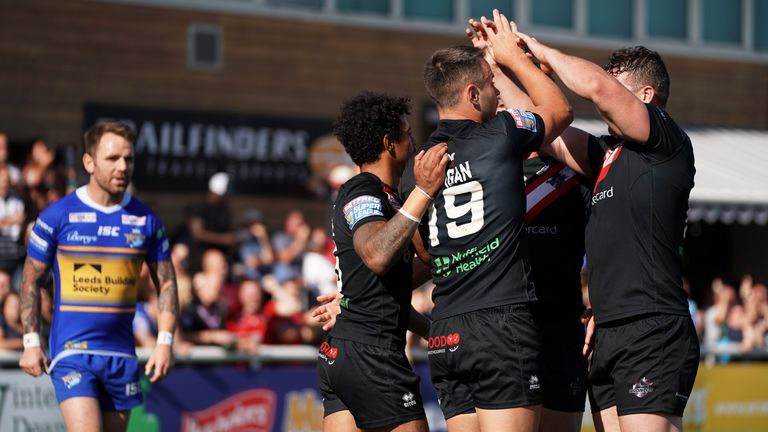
left=50, top=354, right=143, bottom=411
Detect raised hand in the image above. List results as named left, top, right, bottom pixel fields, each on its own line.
left=413, top=143, right=449, bottom=199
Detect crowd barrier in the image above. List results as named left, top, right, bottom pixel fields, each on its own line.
left=0, top=346, right=766, bottom=432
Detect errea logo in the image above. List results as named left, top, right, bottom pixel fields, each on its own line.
left=402, top=392, right=417, bottom=408
left=529, top=375, right=540, bottom=390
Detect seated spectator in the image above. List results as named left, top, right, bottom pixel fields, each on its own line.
left=301, top=227, right=336, bottom=297
left=0, top=168, right=25, bottom=273
left=201, top=248, right=240, bottom=318
left=180, top=272, right=236, bottom=348
left=271, top=210, right=310, bottom=283
left=742, top=280, right=768, bottom=351
left=262, top=276, right=319, bottom=345
left=0, top=132, right=21, bottom=186
left=227, top=279, right=268, bottom=354
left=237, top=210, right=274, bottom=281
left=0, top=292, right=22, bottom=350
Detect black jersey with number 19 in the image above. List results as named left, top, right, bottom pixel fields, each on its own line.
left=329, top=172, right=414, bottom=349
left=586, top=104, right=695, bottom=324
left=402, top=109, right=544, bottom=320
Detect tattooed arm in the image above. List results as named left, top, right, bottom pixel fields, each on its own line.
left=354, top=144, right=448, bottom=275
left=18, top=256, right=51, bottom=377
left=144, top=259, right=179, bottom=383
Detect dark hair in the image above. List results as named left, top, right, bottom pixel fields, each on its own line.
left=333, top=91, right=411, bottom=166
left=424, top=45, right=486, bottom=108
left=82, top=120, right=136, bottom=156
left=604, top=46, right=670, bottom=107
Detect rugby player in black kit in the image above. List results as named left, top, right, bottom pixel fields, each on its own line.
left=513, top=29, right=699, bottom=432
left=401, top=11, right=572, bottom=432
left=316, top=91, right=448, bottom=432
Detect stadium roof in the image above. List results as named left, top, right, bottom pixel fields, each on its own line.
left=572, top=119, right=768, bottom=226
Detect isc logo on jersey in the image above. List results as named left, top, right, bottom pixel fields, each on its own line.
left=97, top=226, right=121, bottom=237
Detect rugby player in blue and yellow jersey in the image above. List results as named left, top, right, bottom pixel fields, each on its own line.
left=19, top=121, right=180, bottom=432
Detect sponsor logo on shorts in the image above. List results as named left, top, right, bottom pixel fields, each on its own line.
left=570, top=378, right=584, bottom=396
left=675, top=392, right=689, bottom=402
left=121, top=214, right=147, bottom=226
left=629, top=377, right=654, bottom=398
left=529, top=375, right=540, bottom=390
left=402, top=392, right=417, bottom=408
left=126, top=382, right=140, bottom=396
left=66, top=231, right=98, bottom=244
left=318, top=341, right=339, bottom=365
left=29, top=231, right=49, bottom=252
left=62, top=372, right=81, bottom=389
left=69, top=212, right=97, bottom=223
left=35, top=218, right=54, bottom=234
left=427, top=332, right=460, bottom=355
left=64, top=340, right=89, bottom=350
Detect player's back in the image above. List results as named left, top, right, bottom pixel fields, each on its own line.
left=403, top=110, right=544, bottom=320
left=28, top=187, right=169, bottom=365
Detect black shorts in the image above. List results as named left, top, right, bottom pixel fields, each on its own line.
left=316, top=337, right=426, bottom=429
left=537, top=317, right=588, bottom=412
left=588, top=314, right=700, bottom=417
left=428, top=304, right=542, bottom=420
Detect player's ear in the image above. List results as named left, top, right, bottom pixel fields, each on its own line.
left=82, top=152, right=95, bottom=175
left=639, top=85, right=655, bottom=104
left=382, top=134, right=394, bottom=153
left=467, top=84, right=480, bottom=106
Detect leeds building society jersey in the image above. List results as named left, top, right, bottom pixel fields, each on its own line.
left=401, top=109, right=544, bottom=320
left=523, top=155, right=591, bottom=320
left=586, top=104, right=695, bottom=324
left=27, top=187, right=170, bottom=363
left=329, top=172, right=414, bottom=349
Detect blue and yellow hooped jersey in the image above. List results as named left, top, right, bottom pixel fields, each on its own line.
left=27, top=187, right=170, bottom=360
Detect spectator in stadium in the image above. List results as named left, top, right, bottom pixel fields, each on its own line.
left=0, top=291, right=23, bottom=350
left=227, top=279, right=268, bottom=354
left=180, top=271, right=235, bottom=349
left=0, top=132, right=21, bottom=186
left=741, top=279, right=768, bottom=352
left=301, top=227, right=336, bottom=298
left=0, top=167, right=25, bottom=274
left=262, top=275, right=318, bottom=345
left=237, top=209, right=274, bottom=281
left=471, top=14, right=700, bottom=430
left=271, top=210, right=310, bottom=283
left=316, top=91, right=446, bottom=432
left=188, top=172, right=237, bottom=273
left=200, top=248, right=240, bottom=319
left=19, top=120, right=179, bottom=432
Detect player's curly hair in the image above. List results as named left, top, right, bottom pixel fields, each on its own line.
left=604, top=46, right=670, bottom=107
left=334, top=91, right=411, bottom=166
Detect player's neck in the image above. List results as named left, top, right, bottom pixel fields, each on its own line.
left=361, top=162, right=399, bottom=191
left=85, top=182, right=125, bottom=207
left=437, top=104, right=482, bottom=123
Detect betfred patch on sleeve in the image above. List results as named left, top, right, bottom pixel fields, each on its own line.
left=507, top=109, right=538, bottom=132
left=343, top=195, right=384, bottom=230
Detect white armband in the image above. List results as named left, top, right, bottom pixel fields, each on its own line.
left=23, top=332, right=41, bottom=348
left=157, top=331, right=174, bottom=346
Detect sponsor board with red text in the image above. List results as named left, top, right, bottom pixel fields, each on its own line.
left=181, top=389, right=276, bottom=432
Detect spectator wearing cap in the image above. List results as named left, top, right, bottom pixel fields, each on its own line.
left=237, top=209, right=274, bottom=281
left=188, top=172, right=239, bottom=273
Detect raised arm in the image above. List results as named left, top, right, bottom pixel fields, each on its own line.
left=482, top=10, right=573, bottom=145
left=514, top=31, right=650, bottom=144
left=19, top=256, right=51, bottom=377
left=354, top=144, right=448, bottom=275
left=145, top=259, right=179, bottom=383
